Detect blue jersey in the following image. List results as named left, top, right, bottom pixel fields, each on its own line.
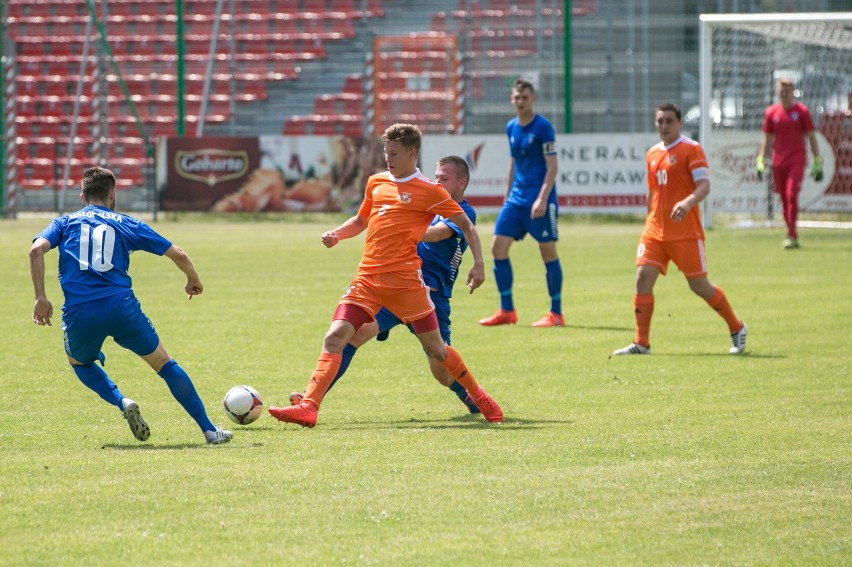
left=506, top=114, right=557, bottom=207
left=417, top=199, right=476, bottom=298
left=35, top=205, right=172, bottom=307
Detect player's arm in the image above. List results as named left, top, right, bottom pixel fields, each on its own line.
left=756, top=132, right=773, bottom=180
left=164, top=245, right=203, bottom=299
left=421, top=220, right=457, bottom=243
left=532, top=153, right=559, bottom=218
left=671, top=178, right=710, bottom=223
left=29, top=237, right=54, bottom=326
left=505, top=160, right=514, bottom=198
left=321, top=214, right=367, bottom=248
left=447, top=211, right=485, bottom=292
left=806, top=130, right=823, bottom=181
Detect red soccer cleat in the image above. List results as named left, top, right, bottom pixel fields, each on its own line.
left=269, top=402, right=317, bottom=428
left=470, top=387, right=504, bottom=423
left=531, top=312, right=565, bottom=327
left=479, top=309, right=518, bottom=326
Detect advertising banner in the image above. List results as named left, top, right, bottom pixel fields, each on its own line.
left=158, top=130, right=852, bottom=214
left=704, top=130, right=844, bottom=214
left=160, top=137, right=260, bottom=211
left=422, top=133, right=650, bottom=213
left=159, top=135, right=386, bottom=212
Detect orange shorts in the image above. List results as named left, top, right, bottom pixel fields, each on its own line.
left=338, top=270, right=434, bottom=324
left=636, top=237, right=707, bottom=278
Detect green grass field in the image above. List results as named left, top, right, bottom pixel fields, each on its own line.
left=1, top=215, right=849, bottom=565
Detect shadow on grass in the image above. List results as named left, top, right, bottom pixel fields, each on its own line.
left=319, top=414, right=571, bottom=430
left=102, top=441, right=266, bottom=450
left=630, top=352, right=784, bottom=359
left=565, top=324, right=634, bottom=332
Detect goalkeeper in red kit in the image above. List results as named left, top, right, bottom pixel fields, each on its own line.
left=756, top=79, right=823, bottom=249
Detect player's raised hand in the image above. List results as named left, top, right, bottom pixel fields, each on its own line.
left=321, top=231, right=340, bottom=248
left=32, top=297, right=53, bottom=326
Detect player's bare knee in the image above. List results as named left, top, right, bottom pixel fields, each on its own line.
left=424, top=342, right=448, bottom=361
left=323, top=325, right=355, bottom=353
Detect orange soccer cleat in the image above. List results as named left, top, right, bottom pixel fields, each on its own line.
left=469, top=387, right=504, bottom=424
left=478, top=309, right=518, bottom=326
left=531, top=312, right=565, bottom=328
left=269, top=402, right=318, bottom=428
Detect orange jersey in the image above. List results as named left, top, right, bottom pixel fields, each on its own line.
left=356, top=169, right=464, bottom=274
left=643, top=136, right=708, bottom=241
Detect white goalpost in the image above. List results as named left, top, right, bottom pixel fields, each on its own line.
left=698, top=12, right=852, bottom=228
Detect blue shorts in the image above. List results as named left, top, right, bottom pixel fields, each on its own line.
left=61, top=292, right=160, bottom=364
left=494, top=201, right=559, bottom=242
left=376, top=292, right=452, bottom=344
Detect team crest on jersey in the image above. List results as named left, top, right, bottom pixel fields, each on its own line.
left=668, top=156, right=677, bottom=164
left=399, top=193, right=412, bottom=204
left=791, top=111, right=799, bottom=121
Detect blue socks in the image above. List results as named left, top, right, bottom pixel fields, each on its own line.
left=494, top=258, right=514, bottom=311
left=72, top=363, right=124, bottom=409
left=545, top=259, right=563, bottom=315
left=495, top=258, right=562, bottom=314
left=449, top=380, right=480, bottom=413
left=328, top=343, right=358, bottom=393
left=158, top=359, right=215, bottom=433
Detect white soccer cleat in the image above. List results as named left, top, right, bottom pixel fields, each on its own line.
left=121, top=398, right=150, bottom=442
left=729, top=323, right=748, bottom=354
left=612, top=343, right=651, bottom=356
left=204, top=425, right=233, bottom=445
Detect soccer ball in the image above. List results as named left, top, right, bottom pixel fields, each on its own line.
left=223, top=385, right=263, bottom=425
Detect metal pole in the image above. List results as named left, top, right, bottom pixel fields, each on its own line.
left=177, top=0, right=186, bottom=136
left=698, top=17, right=713, bottom=229
left=197, top=0, right=227, bottom=137
left=58, top=16, right=94, bottom=215
left=564, top=0, right=572, bottom=133
left=228, top=0, right=237, bottom=136
left=0, top=5, right=7, bottom=216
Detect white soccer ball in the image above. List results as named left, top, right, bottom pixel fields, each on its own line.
left=223, top=385, right=264, bottom=425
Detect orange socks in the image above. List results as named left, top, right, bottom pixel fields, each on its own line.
left=634, top=294, right=654, bottom=348
left=303, top=352, right=342, bottom=410
left=706, top=286, right=742, bottom=332
left=441, top=346, right=480, bottom=394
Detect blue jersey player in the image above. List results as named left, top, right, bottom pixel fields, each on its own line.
left=480, top=79, right=564, bottom=328
left=289, top=156, right=481, bottom=413
left=29, top=167, right=232, bottom=444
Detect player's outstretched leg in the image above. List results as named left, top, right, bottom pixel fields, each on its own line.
left=448, top=380, right=480, bottom=413
left=269, top=352, right=342, bottom=428
left=729, top=322, right=748, bottom=354
left=121, top=398, right=151, bottom=442
left=204, top=425, right=233, bottom=445
left=441, top=347, right=503, bottom=423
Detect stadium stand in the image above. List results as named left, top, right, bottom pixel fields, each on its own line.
left=7, top=0, right=581, bottom=196
left=6, top=0, right=373, bottom=192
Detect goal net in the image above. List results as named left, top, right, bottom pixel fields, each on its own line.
left=698, top=13, right=852, bottom=225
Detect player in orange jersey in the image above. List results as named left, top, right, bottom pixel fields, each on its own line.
left=612, top=103, right=748, bottom=356
left=268, top=124, right=503, bottom=427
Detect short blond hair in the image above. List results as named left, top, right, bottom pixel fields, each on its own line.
left=382, top=123, right=422, bottom=154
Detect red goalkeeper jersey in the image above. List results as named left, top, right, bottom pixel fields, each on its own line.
left=762, top=101, right=815, bottom=168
